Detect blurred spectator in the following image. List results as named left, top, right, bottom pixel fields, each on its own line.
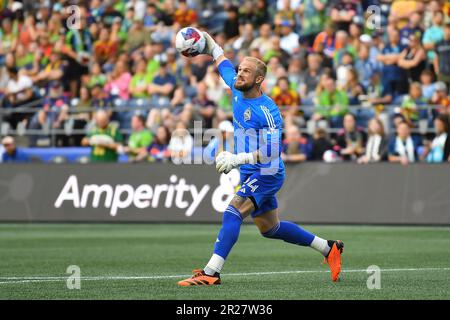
left=250, top=23, right=273, bottom=57
left=388, top=121, right=422, bottom=165
left=334, top=31, right=356, bottom=68
left=357, top=118, right=388, bottom=164
left=420, top=69, right=437, bottom=102
left=313, top=76, right=349, bottom=127
left=81, top=110, right=123, bottom=163
left=423, top=11, right=445, bottom=66
left=32, top=49, right=64, bottom=86
left=313, top=21, right=337, bottom=59
left=4, top=66, right=34, bottom=128
left=431, top=82, right=450, bottom=116
left=1, top=136, right=29, bottom=163
left=123, top=114, right=153, bottom=162
left=399, top=82, right=425, bottom=126
left=281, top=125, right=312, bottom=163
left=421, top=114, right=449, bottom=163
left=271, top=76, right=300, bottom=125
left=233, top=23, right=255, bottom=52
left=168, top=121, right=193, bottom=164
left=376, top=28, right=407, bottom=105
left=399, top=11, right=424, bottom=47
left=274, top=0, right=296, bottom=28
left=90, top=84, right=114, bottom=117
left=87, top=62, right=107, bottom=89
left=390, top=0, right=425, bottom=30
left=341, top=68, right=365, bottom=105
left=335, top=113, right=367, bottom=161
left=148, top=61, right=176, bottom=107
left=143, top=4, right=162, bottom=30
left=147, top=125, right=171, bottom=162
left=424, top=1, right=442, bottom=28
left=311, top=127, right=333, bottom=161
left=279, top=20, right=300, bottom=55
left=355, top=43, right=377, bottom=91
left=204, top=120, right=234, bottom=162
left=398, top=34, right=427, bottom=83
left=223, top=5, right=240, bottom=41
left=129, top=58, right=153, bottom=99
left=93, top=27, right=118, bottom=65
left=330, top=0, right=359, bottom=32
left=336, top=51, right=354, bottom=89
left=263, top=36, right=291, bottom=67
left=29, top=81, right=69, bottom=133
left=173, top=0, right=198, bottom=29
left=299, top=53, right=323, bottom=105
left=104, top=60, right=132, bottom=100
left=187, top=82, right=217, bottom=129
left=123, top=18, right=151, bottom=53
left=434, top=22, right=450, bottom=90
left=298, top=0, right=328, bottom=47
left=0, top=18, right=17, bottom=56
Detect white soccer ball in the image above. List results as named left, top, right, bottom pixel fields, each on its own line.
left=323, top=150, right=341, bottom=163
left=175, top=27, right=206, bottom=57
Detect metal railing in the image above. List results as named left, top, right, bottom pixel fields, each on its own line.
left=0, top=97, right=445, bottom=146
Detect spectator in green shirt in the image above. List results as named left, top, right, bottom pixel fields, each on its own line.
left=81, top=110, right=124, bottom=162
left=129, top=58, right=154, bottom=98
left=313, top=76, right=349, bottom=128
left=124, top=114, right=154, bottom=162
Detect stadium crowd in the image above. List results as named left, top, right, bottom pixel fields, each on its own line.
left=1, top=0, right=450, bottom=164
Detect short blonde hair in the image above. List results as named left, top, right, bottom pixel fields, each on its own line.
left=244, top=56, right=267, bottom=78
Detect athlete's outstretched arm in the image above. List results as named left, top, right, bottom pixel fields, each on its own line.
left=201, top=32, right=236, bottom=88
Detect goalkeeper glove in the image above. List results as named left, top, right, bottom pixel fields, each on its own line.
left=215, top=151, right=256, bottom=174
left=201, top=32, right=224, bottom=61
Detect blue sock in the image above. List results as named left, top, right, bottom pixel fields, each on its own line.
left=262, top=221, right=315, bottom=246
left=213, top=205, right=243, bottom=260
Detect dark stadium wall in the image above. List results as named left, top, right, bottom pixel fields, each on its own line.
left=0, top=163, right=449, bottom=225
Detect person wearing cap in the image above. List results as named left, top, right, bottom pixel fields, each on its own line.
left=204, top=120, right=234, bottom=163
left=434, top=22, right=450, bottom=91
left=279, top=20, right=300, bottom=55
left=1, top=136, right=29, bottom=163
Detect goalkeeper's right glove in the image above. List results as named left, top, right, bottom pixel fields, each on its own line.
left=201, top=32, right=224, bottom=61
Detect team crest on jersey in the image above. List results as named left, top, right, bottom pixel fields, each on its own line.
left=244, top=108, right=251, bottom=122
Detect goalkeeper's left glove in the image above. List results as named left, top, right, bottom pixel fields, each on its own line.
left=201, top=32, right=224, bottom=61
left=215, top=151, right=256, bottom=174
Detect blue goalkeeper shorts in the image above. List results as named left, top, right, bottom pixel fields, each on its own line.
left=236, top=170, right=285, bottom=217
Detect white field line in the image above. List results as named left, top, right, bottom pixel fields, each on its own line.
left=0, top=267, right=449, bottom=285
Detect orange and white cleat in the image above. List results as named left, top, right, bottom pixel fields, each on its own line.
left=177, top=269, right=221, bottom=286
left=323, top=240, right=344, bottom=282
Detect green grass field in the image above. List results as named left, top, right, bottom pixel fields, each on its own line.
left=0, top=223, right=449, bottom=300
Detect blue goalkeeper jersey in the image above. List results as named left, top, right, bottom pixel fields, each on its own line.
left=218, top=59, right=285, bottom=176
